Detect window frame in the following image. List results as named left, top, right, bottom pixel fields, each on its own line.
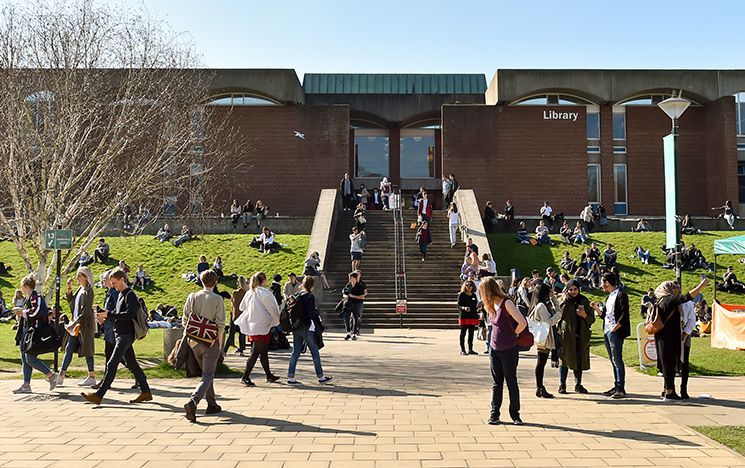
left=613, top=163, right=628, bottom=215
left=354, top=129, right=390, bottom=179
left=587, top=164, right=602, bottom=204
left=399, top=128, right=436, bottom=179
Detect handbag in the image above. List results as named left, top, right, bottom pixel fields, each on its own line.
left=645, top=304, right=673, bottom=335
left=23, top=325, right=61, bottom=356
left=527, top=317, right=549, bottom=346
left=516, top=327, right=535, bottom=352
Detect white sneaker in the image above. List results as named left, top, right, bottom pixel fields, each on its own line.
left=56, top=374, right=64, bottom=386
left=12, top=384, right=31, bottom=394
left=48, top=373, right=58, bottom=391
left=77, top=376, right=96, bottom=387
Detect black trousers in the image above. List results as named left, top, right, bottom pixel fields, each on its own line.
left=535, top=350, right=550, bottom=388
left=678, top=344, right=691, bottom=391
left=223, top=321, right=246, bottom=353
left=656, top=335, right=681, bottom=391
left=459, top=325, right=475, bottom=351
left=489, top=347, right=520, bottom=420
left=243, top=340, right=271, bottom=379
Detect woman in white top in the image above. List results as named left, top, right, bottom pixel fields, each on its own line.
left=478, top=253, right=497, bottom=278
left=447, top=203, right=460, bottom=248
left=230, top=200, right=242, bottom=228
left=679, top=300, right=696, bottom=399
left=259, top=227, right=276, bottom=253
left=134, top=265, right=148, bottom=290
left=237, top=272, right=280, bottom=387
left=59, top=266, right=96, bottom=387
left=379, top=177, right=392, bottom=210
left=529, top=283, right=562, bottom=399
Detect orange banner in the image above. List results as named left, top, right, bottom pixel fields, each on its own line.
left=711, top=303, right=745, bottom=350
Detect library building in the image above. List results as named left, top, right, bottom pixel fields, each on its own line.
left=202, top=69, right=745, bottom=217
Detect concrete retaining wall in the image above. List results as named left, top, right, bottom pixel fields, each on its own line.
left=453, top=189, right=495, bottom=273
left=487, top=216, right=743, bottom=234
left=304, top=189, right=341, bottom=304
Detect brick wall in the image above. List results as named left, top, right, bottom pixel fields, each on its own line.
left=705, top=96, right=739, bottom=213
left=207, top=105, right=350, bottom=216
left=625, top=106, right=708, bottom=215
left=442, top=105, right=588, bottom=217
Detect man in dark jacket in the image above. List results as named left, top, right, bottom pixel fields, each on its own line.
left=81, top=267, right=151, bottom=405
left=590, top=272, right=630, bottom=399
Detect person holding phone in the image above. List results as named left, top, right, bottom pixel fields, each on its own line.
left=557, top=280, right=595, bottom=394
left=590, top=273, right=630, bottom=399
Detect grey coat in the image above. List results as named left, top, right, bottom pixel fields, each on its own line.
left=66, top=285, right=96, bottom=357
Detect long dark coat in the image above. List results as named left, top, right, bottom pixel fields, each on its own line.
left=558, top=293, right=595, bottom=371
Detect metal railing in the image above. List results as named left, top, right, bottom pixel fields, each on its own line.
left=392, top=189, right=408, bottom=326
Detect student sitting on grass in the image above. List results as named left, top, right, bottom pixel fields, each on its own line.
left=173, top=225, right=193, bottom=247
left=635, top=246, right=651, bottom=264
left=572, top=221, right=588, bottom=244
left=155, top=223, right=172, bottom=242
left=632, top=218, right=651, bottom=232
left=535, top=220, right=552, bottom=245
left=516, top=222, right=531, bottom=244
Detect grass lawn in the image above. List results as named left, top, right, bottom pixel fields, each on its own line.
left=692, top=426, right=745, bottom=455
left=0, top=233, right=308, bottom=377
left=489, top=231, right=745, bottom=376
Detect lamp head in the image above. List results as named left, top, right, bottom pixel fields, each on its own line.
left=657, top=96, right=690, bottom=120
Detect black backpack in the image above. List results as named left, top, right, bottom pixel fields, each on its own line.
left=280, top=293, right=309, bottom=331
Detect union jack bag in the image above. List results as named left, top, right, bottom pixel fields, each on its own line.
left=186, top=312, right=218, bottom=346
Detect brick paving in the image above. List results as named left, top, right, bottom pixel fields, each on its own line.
left=1, top=329, right=744, bottom=467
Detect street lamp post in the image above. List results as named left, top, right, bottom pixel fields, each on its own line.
left=657, top=95, right=691, bottom=288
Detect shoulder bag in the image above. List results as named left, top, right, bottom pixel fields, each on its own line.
left=23, top=324, right=61, bottom=356
left=185, top=294, right=218, bottom=345
left=645, top=303, right=674, bottom=335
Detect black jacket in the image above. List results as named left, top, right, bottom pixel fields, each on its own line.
left=602, top=289, right=631, bottom=339
left=111, top=287, right=138, bottom=336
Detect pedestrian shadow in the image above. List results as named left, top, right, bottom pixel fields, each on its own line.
left=521, top=422, right=700, bottom=447
left=591, top=394, right=745, bottom=411
left=201, top=410, right=377, bottom=436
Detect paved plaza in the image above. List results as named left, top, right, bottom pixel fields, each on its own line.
left=1, top=329, right=744, bottom=468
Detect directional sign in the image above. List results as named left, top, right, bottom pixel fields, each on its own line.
left=44, top=229, right=73, bottom=250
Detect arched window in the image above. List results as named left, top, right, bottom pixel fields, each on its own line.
left=735, top=92, right=745, bottom=136
left=511, top=93, right=595, bottom=106
left=206, top=94, right=280, bottom=106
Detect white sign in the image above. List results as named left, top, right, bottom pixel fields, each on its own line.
left=543, top=110, right=579, bottom=121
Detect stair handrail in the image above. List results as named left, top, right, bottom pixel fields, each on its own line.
left=392, top=189, right=408, bottom=308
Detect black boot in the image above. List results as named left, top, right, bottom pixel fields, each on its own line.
left=536, top=386, right=554, bottom=398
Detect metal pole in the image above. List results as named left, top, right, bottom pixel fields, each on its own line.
left=672, top=118, right=682, bottom=288
left=53, top=224, right=61, bottom=372
left=713, top=254, right=717, bottom=303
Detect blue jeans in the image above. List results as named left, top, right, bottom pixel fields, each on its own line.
left=485, top=326, right=492, bottom=352
left=19, top=329, right=52, bottom=382
left=96, top=334, right=150, bottom=398
left=287, top=328, right=324, bottom=379
left=538, top=234, right=550, bottom=245
left=61, top=334, right=94, bottom=372
left=604, top=331, right=625, bottom=392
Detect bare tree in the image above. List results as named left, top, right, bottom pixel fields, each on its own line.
left=0, top=0, right=241, bottom=295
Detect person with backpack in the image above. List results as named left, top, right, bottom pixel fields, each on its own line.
left=350, top=226, right=365, bottom=272
left=182, top=270, right=226, bottom=422
left=81, top=267, right=151, bottom=405
left=237, top=272, right=281, bottom=387
left=529, top=283, right=561, bottom=399
left=342, top=271, right=367, bottom=341
left=651, top=277, right=707, bottom=400
left=287, top=276, right=333, bottom=385
left=589, top=272, right=630, bottom=399
left=12, top=274, right=58, bottom=394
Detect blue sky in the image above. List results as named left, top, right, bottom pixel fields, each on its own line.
left=109, top=0, right=742, bottom=78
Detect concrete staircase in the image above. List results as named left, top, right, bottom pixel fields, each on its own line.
left=319, top=209, right=463, bottom=329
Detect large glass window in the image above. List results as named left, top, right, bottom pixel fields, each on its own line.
left=400, top=130, right=435, bottom=178
left=587, top=112, right=600, bottom=140
left=739, top=161, right=745, bottom=203
left=736, top=92, right=745, bottom=136
left=512, top=93, right=594, bottom=106
left=355, top=130, right=389, bottom=178
left=614, top=164, right=628, bottom=215
left=206, top=94, right=280, bottom=106
left=587, top=164, right=601, bottom=204
left=613, top=106, right=627, bottom=154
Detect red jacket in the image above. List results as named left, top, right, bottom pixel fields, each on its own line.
left=418, top=199, right=432, bottom=218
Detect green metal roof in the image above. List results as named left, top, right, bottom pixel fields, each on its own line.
left=303, top=74, right=487, bottom=95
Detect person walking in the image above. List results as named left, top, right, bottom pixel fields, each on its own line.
left=182, top=270, right=226, bottom=422
left=481, top=277, right=527, bottom=425
left=59, top=267, right=97, bottom=387
left=416, top=221, right=432, bottom=261
left=238, top=272, right=281, bottom=387
left=81, top=267, right=151, bottom=405
left=286, top=276, right=333, bottom=385
left=91, top=271, right=124, bottom=390
left=442, top=176, right=452, bottom=209
left=418, top=191, right=432, bottom=223
left=529, top=283, right=561, bottom=398
left=224, top=276, right=248, bottom=356
left=557, top=279, right=594, bottom=394
left=12, top=274, right=58, bottom=394
left=458, top=280, right=479, bottom=355
left=590, top=272, right=630, bottom=399
left=447, top=203, right=460, bottom=248
left=652, top=277, right=707, bottom=400
left=342, top=271, right=367, bottom=340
